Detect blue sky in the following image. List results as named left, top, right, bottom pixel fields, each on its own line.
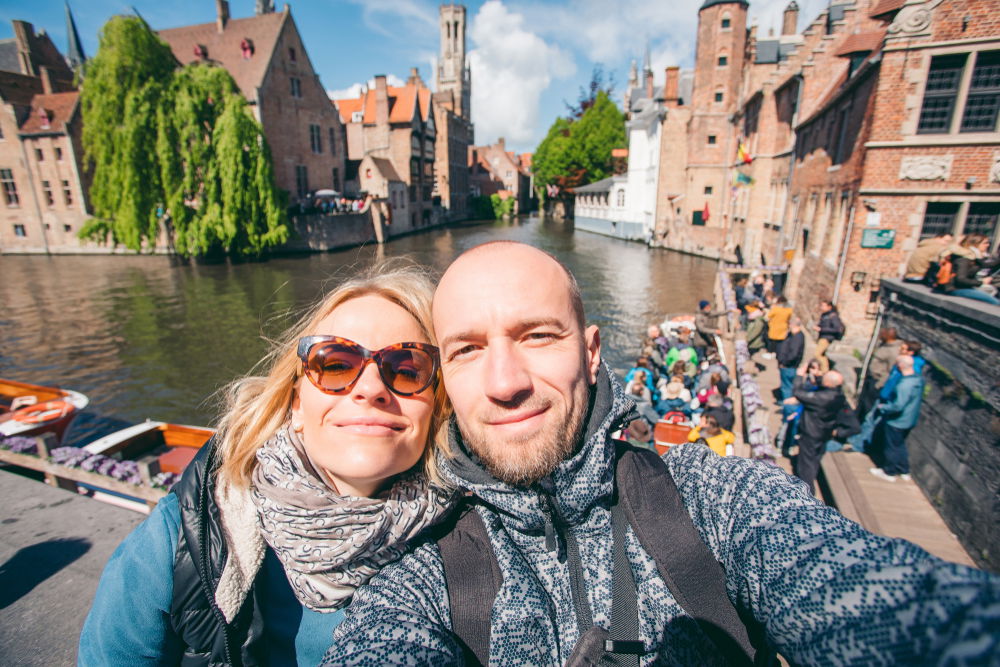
left=0, top=0, right=824, bottom=154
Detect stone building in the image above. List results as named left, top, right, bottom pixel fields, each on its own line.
left=432, top=3, right=473, bottom=221
left=657, top=0, right=1000, bottom=339
left=335, top=70, right=438, bottom=229
left=0, top=19, right=90, bottom=253
left=468, top=138, right=532, bottom=213
left=158, top=0, right=345, bottom=205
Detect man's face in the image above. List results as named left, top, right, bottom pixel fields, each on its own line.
left=433, top=244, right=602, bottom=487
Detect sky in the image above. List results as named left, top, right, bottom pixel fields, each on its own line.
left=0, top=0, right=826, bottom=154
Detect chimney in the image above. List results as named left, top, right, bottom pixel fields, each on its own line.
left=663, top=66, right=679, bottom=105
left=216, top=0, right=230, bottom=33
left=12, top=21, right=35, bottom=76
left=374, top=75, right=389, bottom=125
left=782, top=0, right=799, bottom=36
left=39, top=66, right=53, bottom=95
left=498, top=137, right=505, bottom=149
left=407, top=67, right=422, bottom=85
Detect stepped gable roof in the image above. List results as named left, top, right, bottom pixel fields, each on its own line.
left=869, top=0, right=906, bottom=18
left=370, top=157, right=401, bottom=182
left=835, top=30, right=886, bottom=57
left=157, top=11, right=288, bottom=101
left=574, top=176, right=615, bottom=194
left=0, top=39, right=19, bottom=74
left=19, top=90, right=78, bottom=134
left=700, top=0, right=748, bottom=10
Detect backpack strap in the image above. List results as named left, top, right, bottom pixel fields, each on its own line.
left=436, top=502, right=500, bottom=667
left=614, top=442, right=759, bottom=666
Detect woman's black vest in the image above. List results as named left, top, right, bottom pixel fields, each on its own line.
left=170, top=441, right=266, bottom=666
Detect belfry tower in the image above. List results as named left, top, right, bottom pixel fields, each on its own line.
left=437, top=3, right=471, bottom=120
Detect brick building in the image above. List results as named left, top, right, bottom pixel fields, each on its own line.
left=0, top=20, right=90, bottom=253
left=657, top=0, right=1000, bottom=340
left=335, top=70, right=438, bottom=228
left=468, top=137, right=533, bottom=213
left=158, top=1, right=345, bottom=205
left=433, top=3, right=474, bottom=220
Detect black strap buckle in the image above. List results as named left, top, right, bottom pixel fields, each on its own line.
left=604, top=640, right=645, bottom=655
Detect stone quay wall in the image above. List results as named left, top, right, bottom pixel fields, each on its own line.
left=879, top=279, right=1000, bottom=571
left=281, top=211, right=376, bottom=253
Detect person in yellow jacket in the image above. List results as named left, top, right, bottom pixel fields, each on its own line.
left=687, top=414, right=734, bottom=457
left=764, top=295, right=793, bottom=359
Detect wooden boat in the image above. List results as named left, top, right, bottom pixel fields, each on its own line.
left=83, top=420, right=215, bottom=481
left=0, top=378, right=88, bottom=445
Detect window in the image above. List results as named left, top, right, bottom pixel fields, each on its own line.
left=965, top=202, right=1000, bottom=238
left=718, top=55, right=728, bottom=67
left=920, top=202, right=959, bottom=238
left=42, top=180, right=53, bottom=207
left=708, top=135, right=717, bottom=145
left=917, top=54, right=967, bottom=133
left=13, top=223, right=25, bottom=237
left=714, top=91, right=723, bottom=103
left=63, top=224, right=71, bottom=232
left=328, top=127, right=337, bottom=155
left=332, top=167, right=340, bottom=191
left=289, top=47, right=297, bottom=62
left=35, top=148, right=43, bottom=161
left=961, top=51, right=1000, bottom=132
left=692, top=210, right=705, bottom=226
left=295, top=165, right=309, bottom=199
left=616, top=189, right=625, bottom=207
left=290, top=77, right=302, bottom=98
left=309, top=124, right=322, bottom=153
left=62, top=180, right=72, bottom=206
left=704, top=186, right=713, bottom=195
left=55, top=147, right=63, bottom=161
left=721, top=17, right=731, bottom=29
left=0, top=169, right=18, bottom=207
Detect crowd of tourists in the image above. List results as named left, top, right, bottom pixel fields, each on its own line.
left=904, top=231, right=1000, bottom=306
left=619, top=300, right=738, bottom=456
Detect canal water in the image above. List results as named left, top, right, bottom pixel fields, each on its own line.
left=0, top=217, right=717, bottom=445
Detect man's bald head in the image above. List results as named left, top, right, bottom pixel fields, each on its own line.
left=821, top=370, right=843, bottom=389
left=896, top=354, right=914, bottom=373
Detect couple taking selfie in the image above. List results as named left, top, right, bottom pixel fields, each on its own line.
left=80, top=242, right=998, bottom=666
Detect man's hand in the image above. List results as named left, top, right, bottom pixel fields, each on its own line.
left=797, top=363, right=808, bottom=377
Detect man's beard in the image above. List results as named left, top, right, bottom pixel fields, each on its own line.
left=458, top=393, right=589, bottom=487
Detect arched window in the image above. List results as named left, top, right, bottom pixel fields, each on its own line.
left=616, top=189, right=626, bottom=207
left=721, top=13, right=732, bottom=30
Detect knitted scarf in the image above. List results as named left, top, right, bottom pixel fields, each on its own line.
left=251, top=425, right=455, bottom=611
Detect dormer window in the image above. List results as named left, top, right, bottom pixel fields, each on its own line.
left=38, top=108, right=51, bottom=130
left=194, top=44, right=208, bottom=60
left=352, top=110, right=363, bottom=122
left=240, top=38, right=254, bottom=59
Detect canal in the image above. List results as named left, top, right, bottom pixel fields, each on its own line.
left=0, top=217, right=718, bottom=444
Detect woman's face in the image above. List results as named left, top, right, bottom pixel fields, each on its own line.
left=291, top=295, right=435, bottom=497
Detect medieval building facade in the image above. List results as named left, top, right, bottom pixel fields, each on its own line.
left=468, top=138, right=533, bottom=214
left=433, top=3, right=473, bottom=221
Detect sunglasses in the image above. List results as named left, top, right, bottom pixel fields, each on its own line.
left=297, top=336, right=440, bottom=397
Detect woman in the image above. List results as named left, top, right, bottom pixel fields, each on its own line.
left=686, top=414, right=735, bottom=457
left=941, top=233, right=1000, bottom=305
left=79, top=264, right=455, bottom=666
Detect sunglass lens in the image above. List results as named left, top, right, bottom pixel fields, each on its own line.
left=379, top=348, right=434, bottom=394
left=307, top=342, right=363, bottom=392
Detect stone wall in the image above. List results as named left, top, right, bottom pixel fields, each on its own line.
left=281, top=211, right=376, bottom=253
left=880, top=279, right=1000, bottom=571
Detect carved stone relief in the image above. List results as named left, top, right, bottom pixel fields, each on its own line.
left=990, top=152, right=1000, bottom=184
left=899, top=155, right=952, bottom=181
left=888, top=0, right=944, bottom=35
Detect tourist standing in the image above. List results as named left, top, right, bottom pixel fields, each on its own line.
left=745, top=308, right=768, bottom=357
left=870, top=355, right=924, bottom=483
left=764, top=295, right=793, bottom=359
left=814, top=300, right=845, bottom=372
left=792, top=367, right=846, bottom=494
left=694, top=299, right=728, bottom=359
left=861, top=327, right=903, bottom=417
left=777, top=318, right=805, bottom=400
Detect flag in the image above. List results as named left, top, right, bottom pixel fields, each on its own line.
left=734, top=171, right=755, bottom=187
left=703, top=201, right=710, bottom=224
left=737, top=140, right=752, bottom=164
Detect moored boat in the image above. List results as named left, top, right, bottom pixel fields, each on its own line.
left=0, top=378, right=89, bottom=445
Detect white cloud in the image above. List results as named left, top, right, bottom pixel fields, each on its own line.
left=342, top=0, right=437, bottom=40
left=327, top=74, right=406, bottom=101
left=748, top=0, right=828, bottom=37
left=468, top=1, right=575, bottom=147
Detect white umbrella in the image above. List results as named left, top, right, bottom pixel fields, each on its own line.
left=313, top=189, right=340, bottom=197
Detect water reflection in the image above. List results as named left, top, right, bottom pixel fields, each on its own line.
left=0, top=217, right=716, bottom=444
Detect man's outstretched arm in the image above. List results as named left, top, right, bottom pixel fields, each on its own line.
left=320, top=541, right=464, bottom=666
left=666, top=443, right=1000, bottom=665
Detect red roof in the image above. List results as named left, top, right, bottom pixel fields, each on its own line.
left=835, top=30, right=886, bottom=57
left=157, top=12, right=288, bottom=101
left=869, top=0, right=906, bottom=18
left=520, top=153, right=533, bottom=169
left=20, top=91, right=79, bottom=134
left=335, top=81, right=432, bottom=125
left=611, top=148, right=629, bottom=158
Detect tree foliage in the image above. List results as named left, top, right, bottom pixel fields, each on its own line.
left=533, top=90, right=625, bottom=193
left=80, top=16, right=287, bottom=257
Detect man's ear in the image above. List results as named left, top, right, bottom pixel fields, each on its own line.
left=584, top=325, right=602, bottom=384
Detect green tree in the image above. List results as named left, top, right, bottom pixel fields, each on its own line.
left=80, top=16, right=288, bottom=257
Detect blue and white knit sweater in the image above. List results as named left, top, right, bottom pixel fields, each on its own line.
left=322, top=363, right=999, bottom=665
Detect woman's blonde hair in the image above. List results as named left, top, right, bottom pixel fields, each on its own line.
left=215, top=260, right=449, bottom=488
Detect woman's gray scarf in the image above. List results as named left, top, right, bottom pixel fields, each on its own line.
left=251, top=425, right=455, bottom=611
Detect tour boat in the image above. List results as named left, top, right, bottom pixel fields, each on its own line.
left=0, top=378, right=89, bottom=445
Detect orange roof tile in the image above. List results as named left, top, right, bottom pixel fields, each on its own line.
left=869, top=0, right=906, bottom=18
left=835, top=30, right=886, bottom=57
left=335, top=96, right=364, bottom=124
left=157, top=12, right=288, bottom=102
left=611, top=148, right=629, bottom=157
left=20, top=91, right=79, bottom=134
left=336, top=80, right=433, bottom=125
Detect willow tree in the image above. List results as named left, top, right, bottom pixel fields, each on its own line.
left=79, top=16, right=175, bottom=250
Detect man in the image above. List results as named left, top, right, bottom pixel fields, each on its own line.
left=323, top=242, right=999, bottom=665
left=776, top=317, right=805, bottom=400
left=702, top=392, right=735, bottom=431
left=870, top=354, right=924, bottom=483
left=903, top=232, right=952, bottom=284
left=665, top=326, right=698, bottom=374
left=814, top=299, right=844, bottom=372
left=694, top=299, right=727, bottom=358
left=792, top=366, right=846, bottom=494
left=763, top=295, right=792, bottom=359
left=864, top=327, right=903, bottom=414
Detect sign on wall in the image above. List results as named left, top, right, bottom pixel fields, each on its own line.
left=861, top=228, right=896, bottom=249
